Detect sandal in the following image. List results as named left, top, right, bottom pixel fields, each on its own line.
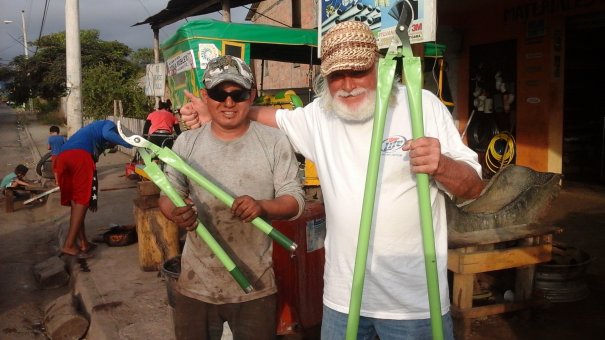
left=81, top=243, right=98, bottom=254
left=59, top=251, right=94, bottom=260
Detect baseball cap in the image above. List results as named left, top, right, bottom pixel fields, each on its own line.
left=320, top=21, right=378, bottom=77
left=203, top=55, right=254, bottom=90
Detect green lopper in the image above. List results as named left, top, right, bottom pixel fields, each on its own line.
left=345, top=7, right=445, bottom=340
left=116, top=121, right=297, bottom=252
left=135, top=147, right=252, bottom=293
left=117, top=121, right=298, bottom=292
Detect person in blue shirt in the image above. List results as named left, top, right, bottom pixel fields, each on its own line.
left=1, top=164, right=33, bottom=195
left=55, top=120, right=132, bottom=258
left=48, top=125, right=66, bottom=155
left=48, top=125, right=66, bottom=185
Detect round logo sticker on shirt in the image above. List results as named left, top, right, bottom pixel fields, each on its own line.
left=381, top=135, right=407, bottom=154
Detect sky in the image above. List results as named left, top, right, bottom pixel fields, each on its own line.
left=0, top=0, right=249, bottom=64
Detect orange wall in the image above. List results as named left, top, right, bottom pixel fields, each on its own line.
left=441, top=0, right=605, bottom=172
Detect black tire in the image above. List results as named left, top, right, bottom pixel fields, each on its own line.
left=467, top=113, right=500, bottom=152
left=36, top=152, right=55, bottom=179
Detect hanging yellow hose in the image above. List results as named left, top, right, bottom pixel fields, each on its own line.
left=485, top=132, right=516, bottom=174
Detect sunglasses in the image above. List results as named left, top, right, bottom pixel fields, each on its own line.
left=206, top=88, right=251, bottom=103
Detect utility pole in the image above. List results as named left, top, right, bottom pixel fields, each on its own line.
left=3, top=11, right=32, bottom=111
left=20, top=11, right=28, bottom=58
left=20, top=10, right=33, bottom=111
left=65, top=0, right=82, bottom=136
left=221, top=0, right=231, bottom=22
left=153, top=28, right=160, bottom=109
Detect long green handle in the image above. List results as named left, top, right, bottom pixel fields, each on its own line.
left=345, top=56, right=397, bottom=339
left=156, top=148, right=297, bottom=252
left=140, top=150, right=253, bottom=293
left=345, top=35, right=445, bottom=339
left=403, top=55, right=444, bottom=340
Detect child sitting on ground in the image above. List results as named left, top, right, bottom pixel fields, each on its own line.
left=1, top=164, right=33, bottom=196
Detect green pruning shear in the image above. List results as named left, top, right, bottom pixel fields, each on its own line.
left=117, top=121, right=298, bottom=293
left=346, top=6, right=445, bottom=340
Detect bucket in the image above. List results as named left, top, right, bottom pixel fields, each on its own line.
left=162, top=255, right=181, bottom=308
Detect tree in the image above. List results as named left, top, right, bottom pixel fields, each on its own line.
left=82, top=63, right=152, bottom=119
left=3, top=56, right=32, bottom=105
left=130, top=48, right=157, bottom=70
left=0, top=65, right=13, bottom=83
left=30, top=29, right=138, bottom=101
left=4, top=29, right=153, bottom=118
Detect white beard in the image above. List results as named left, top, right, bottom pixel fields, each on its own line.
left=322, top=88, right=376, bottom=123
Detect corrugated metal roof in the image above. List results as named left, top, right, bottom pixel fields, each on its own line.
left=133, top=0, right=263, bottom=29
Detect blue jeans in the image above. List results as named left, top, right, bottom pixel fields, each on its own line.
left=321, top=305, right=455, bottom=340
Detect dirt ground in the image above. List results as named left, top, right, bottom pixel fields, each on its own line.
left=0, top=107, right=69, bottom=339
left=0, top=108, right=143, bottom=339
left=467, top=181, right=605, bottom=340
left=293, top=181, right=605, bottom=340
left=2, top=105, right=604, bottom=339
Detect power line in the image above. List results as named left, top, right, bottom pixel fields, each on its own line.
left=241, top=5, right=291, bottom=27
left=6, top=33, right=35, bottom=55
left=136, top=0, right=151, bottom=16
left=34, top=0, right=51, bottom=57
left=0, top=43, right=19, bottom=55
left=26, top=0, right=34, bottom=35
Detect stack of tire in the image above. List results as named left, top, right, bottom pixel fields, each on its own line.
left=36, top=152, right=54, bottom=179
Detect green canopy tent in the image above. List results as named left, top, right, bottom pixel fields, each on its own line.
left=161, top=19, right=319, bottom=108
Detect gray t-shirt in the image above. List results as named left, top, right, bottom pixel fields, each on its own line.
left=164, top=121, right=304, bottom=304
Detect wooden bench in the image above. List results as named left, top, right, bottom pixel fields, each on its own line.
left=4, top=186, right=48, bottom=213
left=448, top=223, right=562, bottom=339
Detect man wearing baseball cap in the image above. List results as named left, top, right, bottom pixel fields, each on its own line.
left=159, top=55, right=304, bottom=340
left=181, top=23, right=484, bottom=339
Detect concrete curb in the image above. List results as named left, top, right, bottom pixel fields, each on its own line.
left=70, top=244, right=175, bottom=340
left=73, top=268, right=121, bottom=340
left=20, top=113, right=42, bottom=162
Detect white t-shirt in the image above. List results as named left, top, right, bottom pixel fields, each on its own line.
left=276, top=85, right=481, bottom=319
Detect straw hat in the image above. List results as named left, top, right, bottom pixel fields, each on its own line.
left=320, top=21, right=378, bottom=77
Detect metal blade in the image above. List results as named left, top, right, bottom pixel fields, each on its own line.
left=117, top=120, right=137, bottom=138
left=389, top=0, right=413, bottom=29
left=117, top=120, right=152, bottom=148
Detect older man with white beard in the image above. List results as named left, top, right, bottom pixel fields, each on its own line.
left=180, top=21, right=484, bottom=340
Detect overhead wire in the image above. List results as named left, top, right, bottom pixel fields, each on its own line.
left=242, top=5, right=291, bottom=27
left=34, top=0, right=51, bottom=57
left=7, top=33, right=34, bottom=54
left=136, top=0, right=152, bottom=16
left=26, top=0, right=34, bottom=35
left=0, top=42, right=18, bottom=53
left=136, top=0, right=171, bottom=40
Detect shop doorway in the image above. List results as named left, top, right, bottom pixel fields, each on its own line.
left=563, top=12, right=605, bottom=183
left=467, top=40, right=517, bottom=178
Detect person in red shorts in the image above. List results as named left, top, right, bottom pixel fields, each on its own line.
left=55, top=120, right=132, bottom=258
